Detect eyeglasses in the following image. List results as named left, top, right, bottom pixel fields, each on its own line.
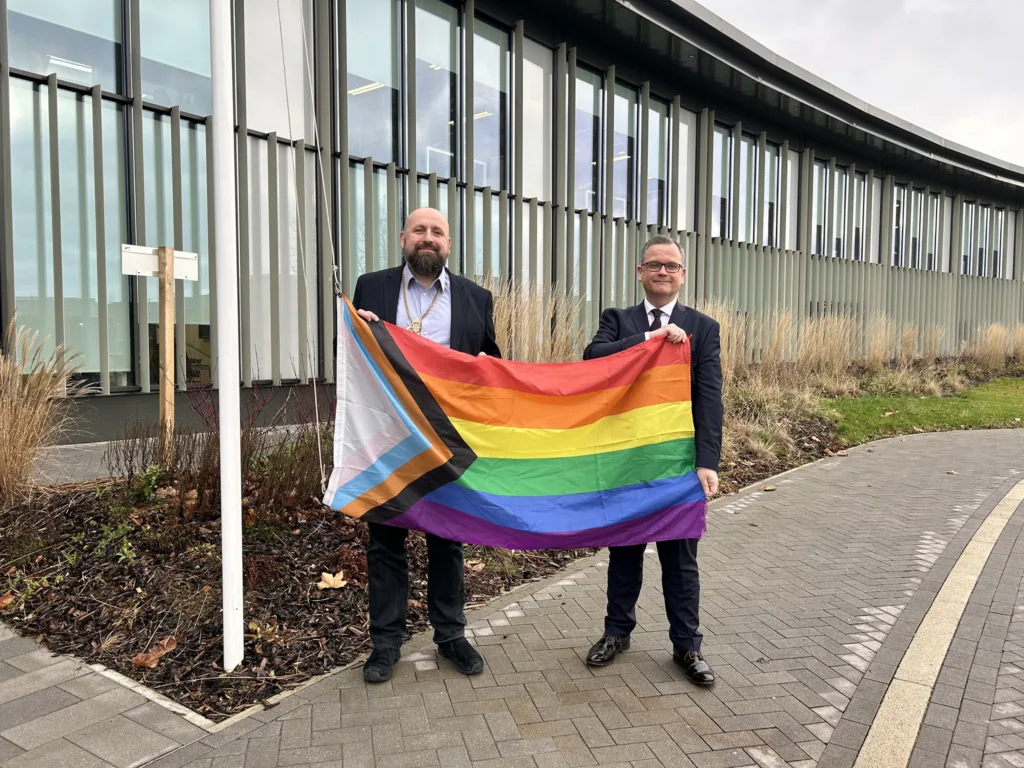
left=640, top=261, right=683, bottom=273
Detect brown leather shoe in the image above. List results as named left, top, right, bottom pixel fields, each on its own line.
left=586, top=634, right=630, bottom=666
left=673, top=649, right=715, bottom=686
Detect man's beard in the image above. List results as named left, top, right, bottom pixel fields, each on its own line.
left=404, top=245, right=447, bottom=279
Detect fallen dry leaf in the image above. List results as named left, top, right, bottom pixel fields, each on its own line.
left=317, top=571, right=348, bottom=590
left=0, top=592, right=15, bottom=610
left=883, top=410, right=900, bottom=417
left=836, top=450, right=849, bottom=457
left=947, top=470, right=958, bottom=475
left=131, top=636, right=177, bottom=668
left=465, top=560, right=485, bottom=572
left=760, top=485, right=777, bottom=492
left=408, top=599, right=425, bottom=609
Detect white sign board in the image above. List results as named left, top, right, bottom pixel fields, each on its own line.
left=120, top=245, right=199, bottom=282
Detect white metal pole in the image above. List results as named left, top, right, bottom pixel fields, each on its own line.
left=210, top=0, right=245, bottom=672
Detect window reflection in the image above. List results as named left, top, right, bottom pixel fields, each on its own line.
left=736, top=134, right=756, bottom=243
left=611, top=84, right=636, bottom=219
left=521, top=39, right=552, bottom=201
left=762, top=142, right=779, bottom=247
left=646, top=100, right=669, bottom=225
left=415, top=0, right=459, bottom=178
left=140, top=0, right=212, bottom=114
left=7, top=0, right=123, bottom=91
left=473, top=21, right=508, bottom=190
left=711, top=125, right=731, bottom=239
left=574, top=69, right=601, bottom=212
left=347, top=0, right=401, bottom=162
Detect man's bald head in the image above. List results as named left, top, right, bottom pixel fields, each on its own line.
left=401, top=208, right=451, bottom=280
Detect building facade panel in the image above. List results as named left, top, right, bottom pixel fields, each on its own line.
left=1, top=0, right=1023, bottom=436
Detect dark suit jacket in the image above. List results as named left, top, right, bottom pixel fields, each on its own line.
left=583, top=302, right=723, bottom=472
left=352, top=266, right=502, bottom=358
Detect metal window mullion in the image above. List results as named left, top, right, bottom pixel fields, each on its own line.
left=845, top=164, right=857, bottom=260
left=386, top=162, right=399, bottom=268
left=205, top=117, right=218, bottom=387
left=528, top=198, right=539, bottom=286
left=824, top=157, right=836, bottom=258
left=269, top=133, right=281, bottom=385
left=90, top=85, right=111, bottom=393
left=448, top=178, right=459, bottom=272
left=755, top=132, right=766, bottom=245
left=512, top=20, right=524, bottom=285
left=973, top=201, right=982, bottom=276
left=1014, top=208, right=1024, bottom=282
left=46, top=75, right=65, bottom=351
left=321, top=0, right=339, bottom=382
left=463, top=0, right=475, bottom=277
left=482, top=186, right=492, bottom=280
left=638, top=82, right=650, bottom=239
left=128, top=0, right=149, bottom=391
left=565, top=48, right=577, bottom=295
left=428, top=172, right=438, bottom=209
left=542, top=201, right=552, bottom=292
left=602, top=65, right=615, bottom=310
left=498, top=189, right=508, bottom=276
left=779, top=140, right=790, bottom=250
left=235, top=0, right=252, bottom=386
left=554, top=43, right=568, bottom=289
left=405, top=0, right=417, bottom=208
left=363, top=157, right=375, bottom=271
left=985, top=205, right=995, bottom=278
left=0, top=0, right=15, bottom=338
left=881, top=175, right=894, bottom=266
left=170, top=107, right=187, bottom=390
left=296, top=140, right=308, bottom=381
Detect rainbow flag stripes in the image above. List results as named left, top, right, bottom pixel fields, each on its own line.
left=323, top=297, right=707, bottom=549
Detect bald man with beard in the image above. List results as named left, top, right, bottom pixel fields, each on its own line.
left=352, top=207, right=501, bottom=683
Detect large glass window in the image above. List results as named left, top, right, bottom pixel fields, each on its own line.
left=7, top=0, right=123, bottom=92
left=762, top=142, right=779, bottom=247
left=521, top=39, right=552, bottom=201
left=244, top=0, right=314, bottom=140
left=711, top=125, right=731, bottom=239
left=736, top=134, right=756, bottom=243
left=785, top=149, right=800, bottom=250
left=852, top=172, right=867, bottom=261
left=9, top=79, right=132, bottom=382
left=611, top=83, right=636, bottom=219
left=961, top=201, right=975, bottom=275
left=993, top=209, right=1006, bottom=278
left=977, top=205, right=991, bottom=277
left=140, top=0, right=212, bottom=114
left=812, top=160, right=828, bottom=255
left=833, top=166, right=848, bottom=258
left=573, top=69, right=602, bottom=212
left=677, top=108, right=697, bottom=232
left=892, top=183, right=907, bottom=267
left=925, top=192, right=939, bottom=271
left=909, top=188, right=924, bottom=269
left=346, top=0, right=401, bottom=162
left=646, top=99, right=669, bottom=225
left=473, top=20, right=508, bottom=190
left=415, top=0, right=459, bottom=178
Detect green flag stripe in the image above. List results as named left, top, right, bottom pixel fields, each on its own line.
left=454, top=438, right=696, bottom=497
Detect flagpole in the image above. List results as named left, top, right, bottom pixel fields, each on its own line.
left=210, top=0, right=245, bottom=672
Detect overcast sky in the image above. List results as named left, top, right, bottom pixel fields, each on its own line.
left=695, top=0, right=1024, bottom=167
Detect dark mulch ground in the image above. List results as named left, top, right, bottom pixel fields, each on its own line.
left=0, top=483, right=593, bottom=721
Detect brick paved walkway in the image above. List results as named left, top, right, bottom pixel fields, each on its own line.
left=4, top=429, right=1024, bottom=767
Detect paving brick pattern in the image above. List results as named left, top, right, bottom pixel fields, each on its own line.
left=116, top=429, right=1019, bottom=768
left=0, top=623, right=210, bottom=767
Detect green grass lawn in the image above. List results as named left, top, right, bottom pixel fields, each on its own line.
left=830, top=377, right=1024, bottom=446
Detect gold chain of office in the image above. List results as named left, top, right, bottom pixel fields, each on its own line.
left=401, top=278, right=443, bottom=335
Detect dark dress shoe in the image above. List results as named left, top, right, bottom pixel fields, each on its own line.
left=438, top=638, right=484, bottom=675
left=363, top=646, right=401, bottom=683
left=586, top=634, right=630, bottom=666
left=674, top=649, right=715, bottom=686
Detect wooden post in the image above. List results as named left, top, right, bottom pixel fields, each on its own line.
left=157, top=246, right=175, bottom=460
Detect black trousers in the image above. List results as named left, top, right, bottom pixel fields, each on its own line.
left=367, top=522, right=466, bottom=649
left=604, top=538, right=702, bottom=652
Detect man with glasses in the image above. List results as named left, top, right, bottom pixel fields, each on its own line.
left=581, top=234, right=723, bottom=686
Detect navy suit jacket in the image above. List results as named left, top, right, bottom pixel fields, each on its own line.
left=583, top=302, right=724, bottom=472
left=351, top=266, right=502, bottom=358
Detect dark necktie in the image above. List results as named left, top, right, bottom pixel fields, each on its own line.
left=649, top=308, right=663, bottom=332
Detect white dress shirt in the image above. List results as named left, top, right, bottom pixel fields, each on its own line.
left=643, top=297, right=678, bottom=341
left=395, top=264, right=452, bottom=348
